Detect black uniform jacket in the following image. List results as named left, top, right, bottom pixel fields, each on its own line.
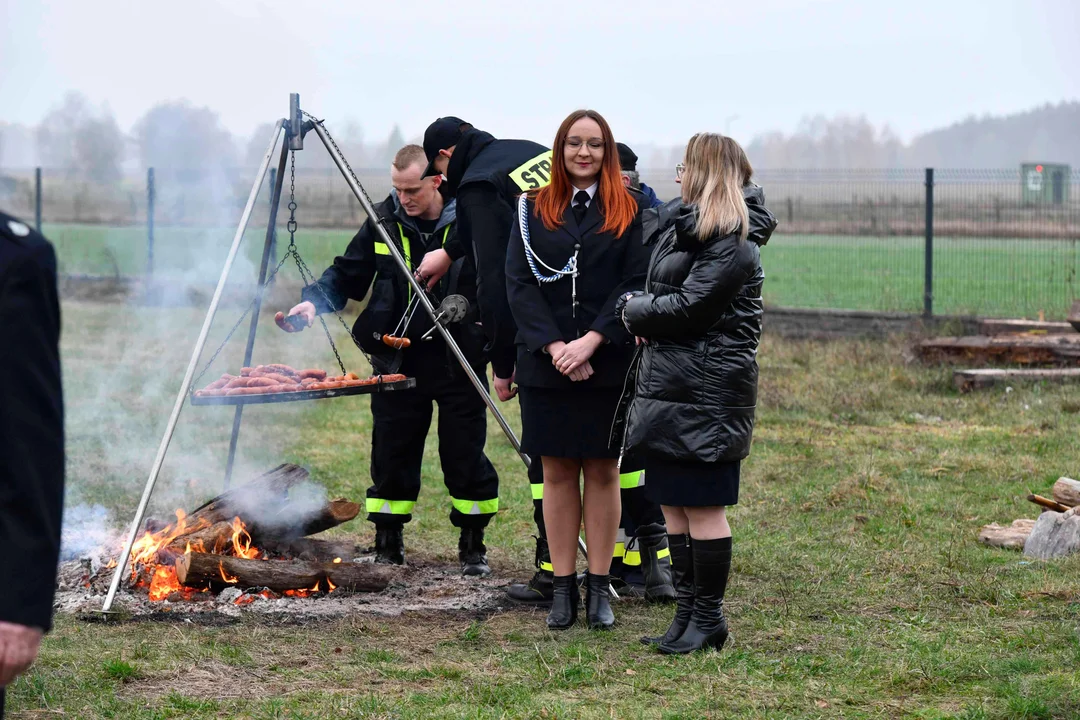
left=444, top=129, right=552, bottom=379
left=506, top=192, right=651, bottom=389
left=302, top=193, right=486, bottom=371
left=0, top=210, right=64, bottom=632
left=615, top=186, right=777, bottom=464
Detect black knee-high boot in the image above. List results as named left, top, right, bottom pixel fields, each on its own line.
left=546, top=574, right=579, bottom=630
left=658, top=536, right=730, bottom=654
left=641, top=534, right=693, bottom=645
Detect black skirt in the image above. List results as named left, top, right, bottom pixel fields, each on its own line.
left=644, top=457, right=740, bottom=507
left=519, top=386, right=622, bottom=459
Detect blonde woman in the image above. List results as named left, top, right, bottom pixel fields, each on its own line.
left=614, top=134, right=777, bottom=653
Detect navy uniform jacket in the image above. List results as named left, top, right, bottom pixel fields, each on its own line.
left=0, top=210, right=64, bottom=633
left=444, top=129, right=552, bottom=379
left=505, top=192, right=650, bottom=389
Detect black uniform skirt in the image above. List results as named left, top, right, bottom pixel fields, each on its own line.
left=518, top=386, right=622, bottom=459
left=644, top=457, right=741, bottom=507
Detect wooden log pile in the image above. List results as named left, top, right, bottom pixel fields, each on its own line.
left=138, top=464, right=392, bottom=596
left=980, top=477, right=1080, bottom=559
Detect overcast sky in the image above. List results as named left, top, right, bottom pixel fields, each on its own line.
left=2, top=0, right=1077, bottom=148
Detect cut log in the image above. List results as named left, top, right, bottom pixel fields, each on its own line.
left=166, top=520, right=237, bottom=556
left=1028, top=493, right=1072, bottom=513
left=1023, top=507, right=1080, bottom=559
left=953, top=368, right=1080, bottom=391
left=175, top=552, right=393, bottom=593
left=258, top=537, right=364, bottom=563
left=1052, top=477, right=1080, bottom=508
left=979, top=319, right=1076, bottom=336
left=979, top=518, right=1037, bottom=549
left=292, top=499, right=360, bottom=538
left=919, top=334, right=1080, bottom=366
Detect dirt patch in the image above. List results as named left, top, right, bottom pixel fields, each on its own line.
left=57, top=547, right=517, bottom=623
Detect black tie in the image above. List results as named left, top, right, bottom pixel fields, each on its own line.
left=573, top=190, right=590, bottom=225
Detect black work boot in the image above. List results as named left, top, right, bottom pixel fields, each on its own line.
left=546, top=574, right=579, bottom=630
left=658, top=537, right=731, bottom=655
left=506, top=536, right=554, bottom=605
left=641, top=534, right=693, bottom=645
left=459, top=527, right=491, bottom=577
left=374, top=525, right=405, bottom=566
left=638, top=531, right=676, bottom=604
left=584, top=573, right=615, bottom=630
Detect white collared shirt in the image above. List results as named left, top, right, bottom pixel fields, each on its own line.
left=571, top=182, right=598, bottom=208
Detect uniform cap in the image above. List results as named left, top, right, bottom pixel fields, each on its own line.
left=616, top=142, right=638, bottom=172
left=422, top=117, right=469, bottom=178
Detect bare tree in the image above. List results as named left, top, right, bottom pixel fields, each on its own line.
left=73, top=111, right=124, bottom=184
left=36, top=92, right=91, bottom=177
left=133, top=101, right=238, bottom=174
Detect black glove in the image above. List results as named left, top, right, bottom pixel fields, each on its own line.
left=615, top=290, right=645, bottom=333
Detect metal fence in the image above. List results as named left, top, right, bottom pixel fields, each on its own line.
left=1, top=166, right=1077, bottom=319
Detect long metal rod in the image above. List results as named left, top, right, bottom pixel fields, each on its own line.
left=101, top=120, right=286, bottom=613
left=222, top=142, right=290, bottom=488
left=311, top=122, right=600, bottom=579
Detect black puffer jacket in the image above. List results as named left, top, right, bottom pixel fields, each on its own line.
left=614, top=185, right=777, bottom=464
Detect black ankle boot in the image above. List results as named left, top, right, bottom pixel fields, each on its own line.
left=585, top=573, right=615, bottom=630
left=507, top=536, right=554, bottom=605
left=374, top=525, right=405, bottom=565
left=458, top=527, right=491, bottom=577
left=659, top=537, right=731, bottom=654
left=546, top=574, right=579, bottom=630
left=641, top=534, right=693, bottom=645
left=638, top=530, right=676, bottom=604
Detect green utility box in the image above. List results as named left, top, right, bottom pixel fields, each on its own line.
left=1021, top=163, right=1070, bottom=205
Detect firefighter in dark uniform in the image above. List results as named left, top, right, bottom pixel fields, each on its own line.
left=417, top=117, right=558, bottom=602
left=278, top=145, right=498, bottom=576
left=0, top=211, right=65, bottom=718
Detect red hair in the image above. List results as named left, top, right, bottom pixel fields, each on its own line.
left=533, top=109, right=637, bottom=237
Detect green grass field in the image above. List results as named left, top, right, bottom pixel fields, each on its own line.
left=5, top=299, right=1080, bottom=718
left=42, top=224, right=1080, bottom=320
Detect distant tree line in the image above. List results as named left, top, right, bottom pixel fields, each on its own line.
left=1, top=93, right=1077, bottom=180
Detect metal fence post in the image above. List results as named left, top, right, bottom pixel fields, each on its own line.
left=923, top=167, right=934, bottom=318
left=34, top=167, right=42, bottom=231
left=147, top=168, right=156, bottom=276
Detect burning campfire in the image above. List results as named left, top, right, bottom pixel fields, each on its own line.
left=121, top=464, right=392, bottom=604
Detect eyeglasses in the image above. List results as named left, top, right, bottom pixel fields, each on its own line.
left=567, top=138, right=605, bottom=150
left=675, top=163, right=685, bottom=180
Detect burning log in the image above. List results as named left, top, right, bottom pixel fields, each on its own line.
left=258, top=537, right=363, bottom=563
left=175, top=552, right=393, bottom=593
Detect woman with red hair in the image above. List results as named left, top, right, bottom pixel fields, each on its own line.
left=506, top=109, right=649, bottom=630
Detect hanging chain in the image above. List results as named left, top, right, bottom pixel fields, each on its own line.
left=192, top=143, right=384, bottom=388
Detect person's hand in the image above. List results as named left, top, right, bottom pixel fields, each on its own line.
left=414, top=249, right=452, bottom=290
left=552, top=332, right=604, bottom=376
left=567, top=360, right=595, bottom=382
left=275, top=301, right=315, bottom=332
left=494, top=369, right=517, bottom=401
left=0, top=621, right=43, bottom=688
left=635, top=336, right=648, bottom=346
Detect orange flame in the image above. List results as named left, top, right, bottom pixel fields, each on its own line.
left=148, top=566, right=182, bottom=601
left=230, top=517, right=260, bottom=560
left=333, top=557, right=342, bottom=564
left=218, top=561, right=238, bottom=584
left=234, top=594, right=256, bottom=606
left=326, top=577, right=337, bottom=592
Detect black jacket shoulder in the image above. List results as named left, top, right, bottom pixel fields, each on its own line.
left=0, top=210, right=65, bottom=632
